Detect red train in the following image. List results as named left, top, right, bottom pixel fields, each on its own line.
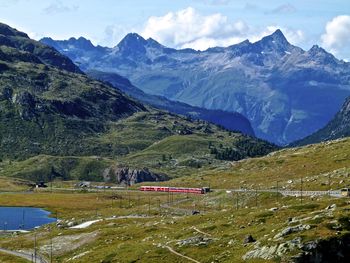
left=139, top=186, right=210, bottom=194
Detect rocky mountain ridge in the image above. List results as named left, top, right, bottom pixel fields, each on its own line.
left=41, top=30, right=350, bottom=145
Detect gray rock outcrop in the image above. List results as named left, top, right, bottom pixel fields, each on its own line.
left=103, top=166, right=168, bottom=185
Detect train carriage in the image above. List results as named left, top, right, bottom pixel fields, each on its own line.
left=139, top=186, right=210, bottom=194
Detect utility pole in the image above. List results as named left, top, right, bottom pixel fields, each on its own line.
left=157, top=199, right=161, bottom=214
left=300, top=176, right=303, bottom=204
left=50, top=228, right=53, bottom=263
left=34, top=231, right=37, bottom=263
left=50, top=174, right=52, bottom=193
left=148, top=197, right=151, bottom=216
left=50, top=166, right=54, bottom=193
left=236, top=192, right=239, bottom=210
left=128, top=192, right=131, bottom=208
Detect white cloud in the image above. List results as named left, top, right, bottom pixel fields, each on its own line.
left=141, top=7, right=304, bottom=51
left=195, top=0, right=233, bottom=5
left=101, top=25, right=127, bottom=47
left=266, top=3, right=297, bottom=14
left=321, top=15, right=350, bottom=59
left=43, top=0, right=78, bottom=15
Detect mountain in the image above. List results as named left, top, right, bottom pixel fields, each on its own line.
left=41, top=30, right=350, bottom=145
left=0, top=22, right=277, bottom=181
left=87, top=70, right=254, bottom=136
left=293, top=96, right=350, bottom=146
left=0, top=22, right=145, bottom=159
left=1, top=25, right=82, bottom=74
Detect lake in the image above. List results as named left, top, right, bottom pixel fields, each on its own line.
left=0, top=207, right=56, bottom=231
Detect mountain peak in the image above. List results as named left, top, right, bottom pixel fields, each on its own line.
left=118, top=33, right=147, bottom=46
left=263, top=29, right=289, bottom=45
left=309, top=45, right=326, bottom=53
left=255, top=29, right=292, bottom=53
left=116, top=33, right=149, bottom=56
left=271, top=29, right=286, bottom=39
left=66, top=36, right=95, bottom=50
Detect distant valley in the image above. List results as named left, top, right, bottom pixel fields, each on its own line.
left=87, top=70, right=254, bottom=136
left=294, top=95, right=350, bottom=146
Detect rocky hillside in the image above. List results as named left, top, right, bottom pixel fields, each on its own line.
left=0, top=23, right=277, bottom=181
left=1, top=23, right=81, bottom=73
left=41, top=30, right=350, bottom=145
left=0, top=22, right=145, bottom=159
left=294, top=97, right=350, bottom=146
left=88, top=70, right=255, bottom=136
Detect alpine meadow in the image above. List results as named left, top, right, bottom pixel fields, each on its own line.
left=0, top=1, right=350, bottom=263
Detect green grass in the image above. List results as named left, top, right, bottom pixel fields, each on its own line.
left=0, top=155, right=114, bottom=183
left=0, top=252, right=30, bottom=263
left=0, top=110, right=276, bottom=182
left=166, top=137, right=350, bottom=191
left=0, top=189, right=348, bottom=262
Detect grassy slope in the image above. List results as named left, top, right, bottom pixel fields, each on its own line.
left=0, top=53, right=144, bottom=159
left=0, top=110, right=276, bottom=182
left=0, top=252, right=30, bottom=263
left=0, top=155, right=114, bottom=183
left=165, top=137, right=350, bottom=191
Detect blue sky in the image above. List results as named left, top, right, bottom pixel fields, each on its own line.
left=0, top=0, right=349, bottom=60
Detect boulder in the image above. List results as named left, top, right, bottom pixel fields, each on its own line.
left=177, top=236, right=212, bottom=247
left=243, top=235, right=256, bottom=244
left=243, top=238, right=302, bottom=260
left=274, top=224, right=311, bottom=239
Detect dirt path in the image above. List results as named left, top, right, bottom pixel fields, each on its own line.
left=0, top=248, right=48, bottom=263
left=164, top=245, right=201, bottom=263
left=192, top=227, right=211, bottom=236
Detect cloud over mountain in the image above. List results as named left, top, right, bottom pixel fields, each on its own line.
left=322, top=15, right=350, bottom=61
left=141, top=7, right=304, bottom=50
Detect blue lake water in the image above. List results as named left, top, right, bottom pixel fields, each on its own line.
left=0, top=207, right=56, bottom=231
